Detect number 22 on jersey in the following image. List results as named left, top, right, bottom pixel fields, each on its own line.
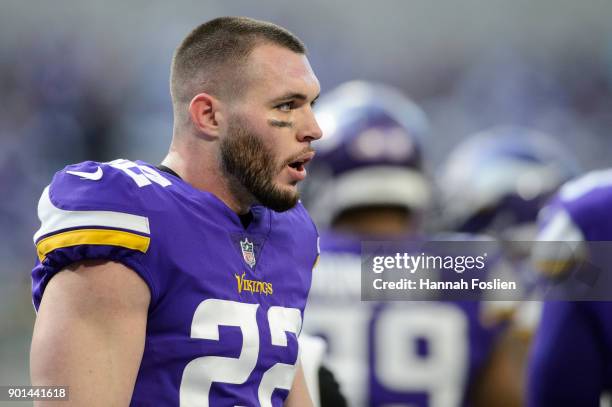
left=180, top=299, right=302, bottom=407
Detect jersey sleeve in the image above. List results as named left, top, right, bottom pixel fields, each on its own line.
left=527, top=171, right=612, bottom=405
left=527, top=301, right=603, bottom=407
left=31, top=160, right=158, bottom=310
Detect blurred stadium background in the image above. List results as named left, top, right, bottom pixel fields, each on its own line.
left=2, top=0, right=612, bottom=402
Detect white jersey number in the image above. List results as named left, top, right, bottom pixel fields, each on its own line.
left=180, top=299, right=302, bottom=407
left=108, top=159, right=172, bottom=187
left=374, top=303, right=468, bottom=407
left=304, top=302, right=469, bottom=407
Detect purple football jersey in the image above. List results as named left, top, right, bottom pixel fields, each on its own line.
left=32, top=159, right=319, bottom=406
left=303, top=230, right=500, bottom=407
left=528, top=169, right=612, bottom=406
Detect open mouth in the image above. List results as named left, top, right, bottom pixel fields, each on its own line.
left=287, top=151, right=315, bottom=170
left=288, top=160, right=306, bottom=172
left=285, top=151, right=315, bottom=181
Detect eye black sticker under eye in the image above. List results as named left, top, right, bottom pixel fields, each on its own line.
left=268, top=119, right=293, bottom=128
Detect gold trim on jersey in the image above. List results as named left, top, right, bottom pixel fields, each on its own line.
left=36, top=228, right=150, bottom=261
left=311, top=254, right=320, bottom=271
left=33, top=186, right=151, bottom=243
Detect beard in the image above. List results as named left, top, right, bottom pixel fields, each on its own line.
left=220, top=117, right=299, bottom=212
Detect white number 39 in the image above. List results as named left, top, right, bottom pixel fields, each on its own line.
left=180, top=299, right=302, bottom=407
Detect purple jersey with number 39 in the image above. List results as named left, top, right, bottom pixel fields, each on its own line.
left=303, top=230, right=500, bottom=407
left=32, top=159, right=319, bottom=407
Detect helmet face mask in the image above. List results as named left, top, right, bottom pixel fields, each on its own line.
left=302, top=81, right=432, bottom=232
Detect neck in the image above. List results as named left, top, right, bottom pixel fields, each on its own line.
left=161, top=138, right=254, bottom=214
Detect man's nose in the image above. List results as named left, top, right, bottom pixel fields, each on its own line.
left=297, top=110, right=323, bottom=142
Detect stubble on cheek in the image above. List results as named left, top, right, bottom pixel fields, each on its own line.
left=220, top=116, right=299, bottom=212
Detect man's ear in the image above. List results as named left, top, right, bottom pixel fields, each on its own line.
left=188, top=92, right=224, bottom=138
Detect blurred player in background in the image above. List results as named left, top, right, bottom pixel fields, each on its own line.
left=437, top=126, right=580, bottom=244
left=436, top=124, right=580, bottom=308
left=30, top=17, right=322, bottom=406
left=436, top=126, right=582, bottom=406
left=528, top=169, right=612, bottom=406
left=302, top=81, right=508, bottom=407
left=436, top=126, right=580, bottom=324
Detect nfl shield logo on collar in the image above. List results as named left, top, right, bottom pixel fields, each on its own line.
left=240, top=238, right=256, bottom=268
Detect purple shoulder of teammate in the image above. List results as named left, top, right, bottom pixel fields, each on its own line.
left=528, top=169, right=612, bottom=406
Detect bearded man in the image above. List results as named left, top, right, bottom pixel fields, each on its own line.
left=30, top=16, right=322, bottom=407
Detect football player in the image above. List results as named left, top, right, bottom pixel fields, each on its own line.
left=436, top=126, right=582, bottom=406
left=527, top=169, right=612, bottom=406
left=302, top=81, right=505, bottom=407
left=30, top=17, right=322, bottom=406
